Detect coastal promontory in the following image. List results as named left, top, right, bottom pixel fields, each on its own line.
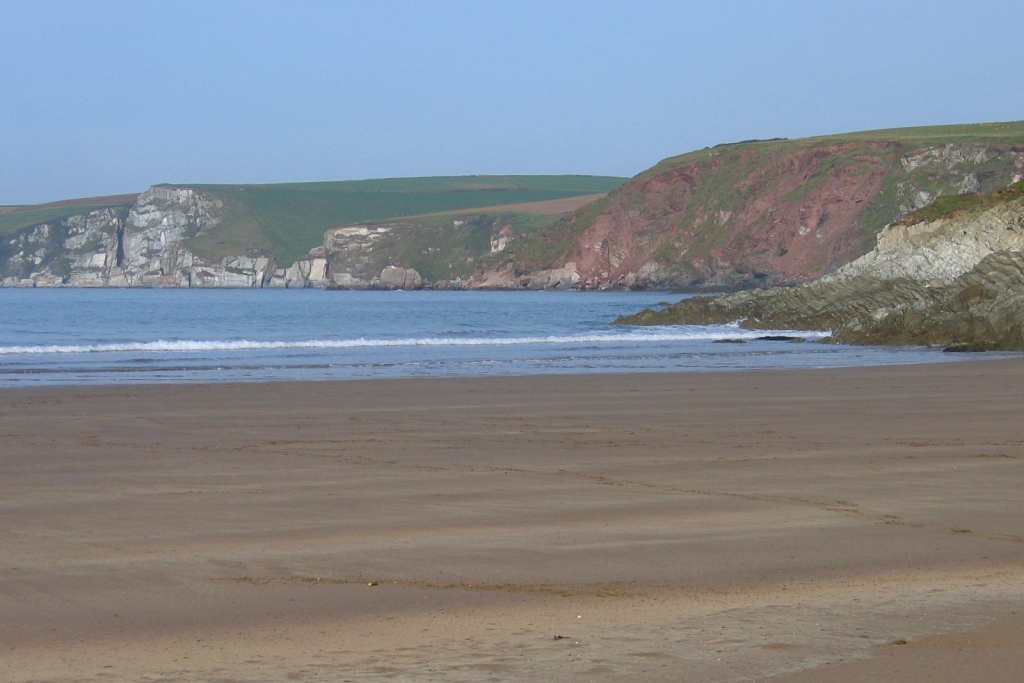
left=617, top=182, right=1024, bottom=350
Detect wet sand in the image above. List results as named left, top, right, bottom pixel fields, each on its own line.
left=2, top=359, right=1023, bottom=682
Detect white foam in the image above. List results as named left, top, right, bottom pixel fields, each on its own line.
left=0, top=328, right=824, bottom=356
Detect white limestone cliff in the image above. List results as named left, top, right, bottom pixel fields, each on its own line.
left=2, top=186, right=293, bottom=288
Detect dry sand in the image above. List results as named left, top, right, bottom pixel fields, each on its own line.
left=2, top=359, right=1023, bottom=682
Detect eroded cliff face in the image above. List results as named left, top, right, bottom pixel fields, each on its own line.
left=617, top=188, right=1024, bottom=350
left=0, top=185, right=434, bottom=290
left=2, top=187, right=306, bottom=288
left=2, top=206, right=127, bottom=287
left=474, top=139, right=1024, bottom=291
left=825, top=199, right=1024, bottom=284
left=572, top=143, right=895, bottom=288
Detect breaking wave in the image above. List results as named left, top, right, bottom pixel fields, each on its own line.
left=0, top=328, right=823, bottom=356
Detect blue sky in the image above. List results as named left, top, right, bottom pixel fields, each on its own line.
left=2, top=0, right=1022, bottom=204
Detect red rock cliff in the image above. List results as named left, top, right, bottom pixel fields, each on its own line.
left=479, top=127, right=1024, bottom=290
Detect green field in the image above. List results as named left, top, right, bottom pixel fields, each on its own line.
left=181, top=175, right=625, bottom=265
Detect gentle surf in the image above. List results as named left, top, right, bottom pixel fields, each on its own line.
left=0, top=288, right=976, bottom=387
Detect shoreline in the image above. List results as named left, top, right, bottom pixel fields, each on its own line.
left=1, top=348, right=1015, bottom=393
left=3, top=361, right=1023, bottom=681
left=0, top=350, right=1007, bottom=393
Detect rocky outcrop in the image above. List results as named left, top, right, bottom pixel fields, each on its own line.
left=377, top=265, right=423, bottom=290
left=616, top=187, right=1024, bottom=350
left=823, top=199, right=1024, bottom=283
left=322, top=224, right=399, bottom=287
left=118, top=187, right=223, bottom=286
left=521, top=262, right=580, bottom=290
left=314, top=221, right=443, bottom=289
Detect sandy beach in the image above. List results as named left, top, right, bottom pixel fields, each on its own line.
left=2, top=359, right=1023, bottom=682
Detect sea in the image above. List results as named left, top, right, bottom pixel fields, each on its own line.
left=0, top=288, right=990, bottom=388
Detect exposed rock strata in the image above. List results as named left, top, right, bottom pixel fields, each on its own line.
left=617, top=193, right=1024, bottom=350
left=825, top=200, right=1024, bottom=283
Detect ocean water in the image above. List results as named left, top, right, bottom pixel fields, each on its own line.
left=0, top=288, right=975, bottom=387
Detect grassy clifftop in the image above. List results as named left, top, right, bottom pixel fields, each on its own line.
left=642, top=121, right=1024, bottom=177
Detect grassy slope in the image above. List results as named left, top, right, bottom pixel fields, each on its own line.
left=179, top=175, right=626, bottom=266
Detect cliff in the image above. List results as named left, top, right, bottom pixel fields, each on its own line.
left=0, top=176, right=622, bottom=288
left=472, top=121, right=1024, bottom=290
left=616, top=182, right=1024, bottom=350
left=6, top=122, right=1024, bottom=290
left=1, top=187, right=284, bottom=288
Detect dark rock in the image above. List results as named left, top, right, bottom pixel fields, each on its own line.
left=617, top=250, right=1024, bottom=351
left=943, top=343, right=995, bottom=352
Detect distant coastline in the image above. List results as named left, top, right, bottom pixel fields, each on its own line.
left=5, top=121, right=1024, bottom=294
